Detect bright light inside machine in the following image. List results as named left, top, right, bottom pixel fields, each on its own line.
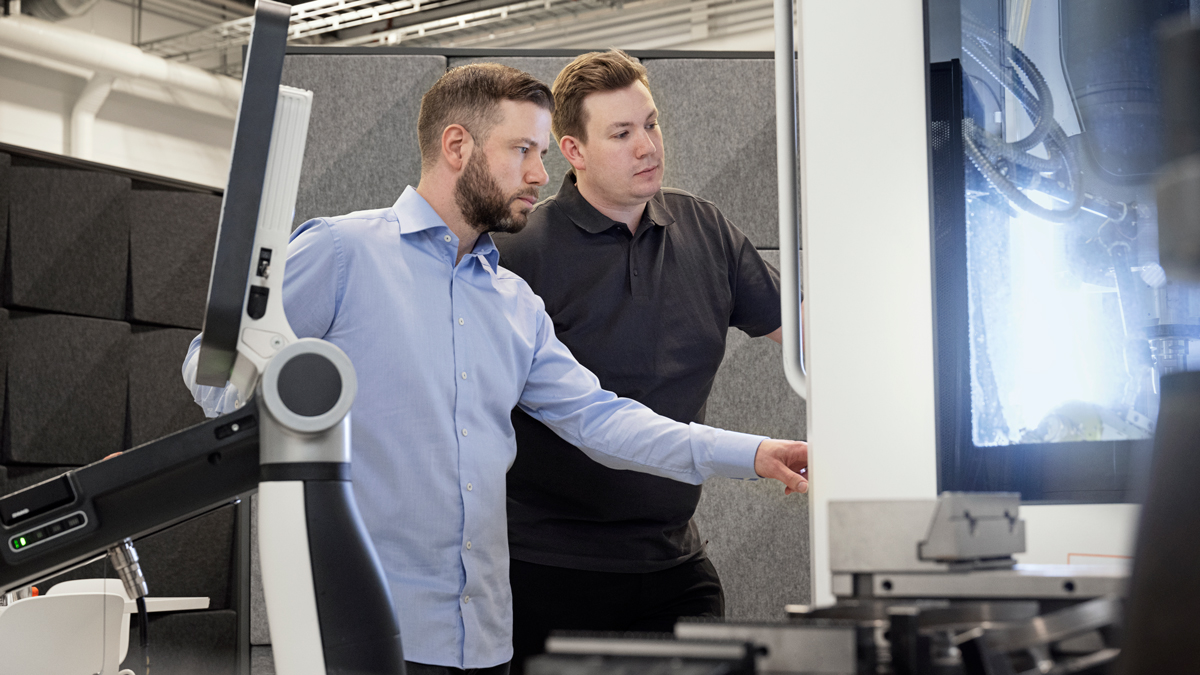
left=1007, top=210, right=1105, bottom=432
left=969, top=202, right=1152, bottom=447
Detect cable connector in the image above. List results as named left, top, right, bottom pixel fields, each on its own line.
left=108, top=537, right=148, bottom=601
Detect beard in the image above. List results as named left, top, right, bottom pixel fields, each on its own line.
left=454, top=153, right=539, bottom=235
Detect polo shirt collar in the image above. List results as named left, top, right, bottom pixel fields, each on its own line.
left=392, top=186, right=501, bottom=270
left=554, top=171, right=675, bottom=234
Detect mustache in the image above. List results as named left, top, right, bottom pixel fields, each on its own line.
left=511, top=188, right=540, bottom=202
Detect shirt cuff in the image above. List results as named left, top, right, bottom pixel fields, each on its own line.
left=690, top=423, right=766, bottom=481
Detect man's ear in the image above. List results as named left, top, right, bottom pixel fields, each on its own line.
left=442, top=124, right=473, bottom=172
left=560, top=135, right=586, bottom=172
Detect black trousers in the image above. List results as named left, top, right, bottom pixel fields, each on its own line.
left=509, top=556, right=725, bottom=675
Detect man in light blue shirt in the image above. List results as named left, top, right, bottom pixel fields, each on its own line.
left=184, top=64, right=808, bottom=674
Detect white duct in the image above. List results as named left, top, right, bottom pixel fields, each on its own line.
left=0, top=14, right=240, bottom=107
left=69, top=73, right=115, bottom=160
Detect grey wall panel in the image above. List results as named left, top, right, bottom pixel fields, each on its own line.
left=251, top=646, right=275, bottom=675
left=447, top=56, right=575, bottom=190
left=249, top=492, right=269, bottom=645
left=694, top=480, right=809, bottom=621
left=3, top=313, right=128, bottom=464
left=6, top=168, right=129, bottom=319
left=129, top=327, right=207, bottom=447
left=129, top=190, right=221, bottom=329
left=127, top=609, right=237, bottom=675
left=643, top=59, right=778, bottom=248
left=282, top=55, right=447, bottom=228
left=696, top=249, right=809, bottom=618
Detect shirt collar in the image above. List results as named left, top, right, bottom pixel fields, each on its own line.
left=392, top=186, right=501, bottom=271
left=553, top=171, right=675, bottom=234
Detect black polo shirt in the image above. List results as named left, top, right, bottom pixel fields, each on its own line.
left=495, top=172, right=781, bottom=573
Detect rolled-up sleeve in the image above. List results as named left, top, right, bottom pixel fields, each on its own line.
left=516, top=294, right=763, bottom=483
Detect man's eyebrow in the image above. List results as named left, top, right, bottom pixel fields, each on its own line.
left=605, top=121, right=636, bottom=132
left=514, top=137, right=542, bottom=148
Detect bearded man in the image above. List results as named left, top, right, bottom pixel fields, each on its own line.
left=183, top=63, right=809, bottom=675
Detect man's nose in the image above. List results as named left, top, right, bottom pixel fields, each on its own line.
left=635, top=130, right=658, bottom=158
left=527, top=155, right=549, bottom=186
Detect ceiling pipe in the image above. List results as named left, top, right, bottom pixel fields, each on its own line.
left=69, top=73, right=114, bottom=160
left=0, top=13, right=240, bottom=109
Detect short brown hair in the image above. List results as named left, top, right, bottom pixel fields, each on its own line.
left=551, top=50, right=650, bottom=143
left=418, top=63, right=554, bottom=170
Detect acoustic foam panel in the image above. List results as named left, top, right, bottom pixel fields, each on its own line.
left=0, top=153, right=10, bottom=275
left=693, top=249, right=810, bottom=618
left=126, top=609, right=237, bottom=675
left=133, top=504, right=237, bottom=610
left=3, top=312, right=128, bottom=464
left=128, top=190, right=221, bottom=329
left=643, top=59, right=779, bottom=248
left=281, top=55, right=447, bottom=229
left=5, top=167, right=129, bottom=319
left=447, top=56, right=575, bottom=190
left=0, top=465, right=71, bottom=497
left=0, top=307, right=7, bottom=437
left=128, top=327, right=208, bottom=447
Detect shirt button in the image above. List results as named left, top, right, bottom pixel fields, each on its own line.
left=461, top=372, right=467, bottom=380
left=458, top=318, right=465, bottom=325
left=463, top=595, right=470, bottom=604
left=461, top=428, right=468, bottom=436
left=466, top=483, right=473, bottom=491
left=465, top=541, right=472, bottom=550
left=444, top=234, right=452, bottom=242
left=633, top=269, right=639, bottom=276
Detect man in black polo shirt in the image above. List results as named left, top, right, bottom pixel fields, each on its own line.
left=494, top=50, right=785, bottom=672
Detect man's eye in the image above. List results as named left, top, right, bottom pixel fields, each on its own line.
left=518, top=147, right=529, bottom=154
left=647, top=122, right=659, bottom=129
left=615, top=131, right=628, bottom=139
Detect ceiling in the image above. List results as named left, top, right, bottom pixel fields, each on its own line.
left=128, top=0, right=772, bottom=75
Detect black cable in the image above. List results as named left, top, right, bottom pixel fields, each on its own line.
left=959, top=11, right=1084, bottom=222
left=136, top=595, right=150, bottom=675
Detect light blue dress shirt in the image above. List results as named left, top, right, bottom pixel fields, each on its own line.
left=183, top=187, right=765, bottom=668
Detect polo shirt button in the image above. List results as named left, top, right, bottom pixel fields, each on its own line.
left=466, top=541, right=472, bottom=550
left=466, top=483, right=473, bottom=491
left=463, top=595, right=470, bottom=604
left=634, top=269, right=639, bottom=276
left=444, top=234, right=452, bottom=242
left=462, top=428, right=468, bottom=436
left=458, top=318, right=465, bottom=325
left=461, top=372, right=467, bottom=380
